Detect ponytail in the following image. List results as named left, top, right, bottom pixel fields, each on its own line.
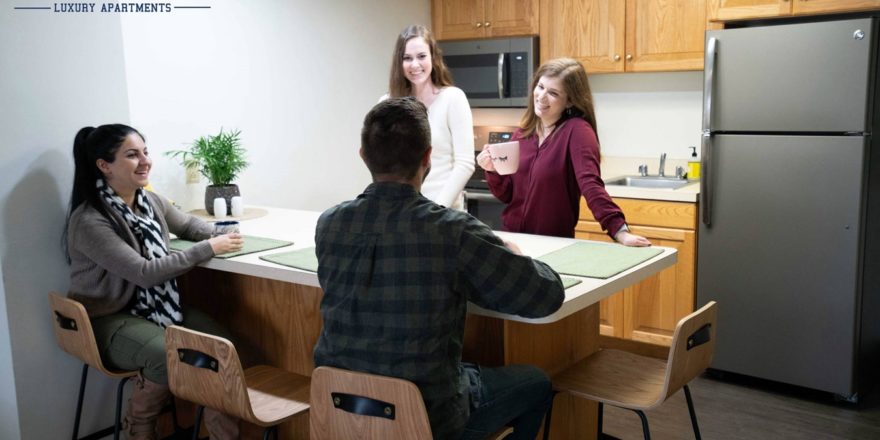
left=63, top=123, right=144, bottom=262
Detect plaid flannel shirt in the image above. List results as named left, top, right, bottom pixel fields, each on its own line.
left=313, top=182, right=564, bottom=439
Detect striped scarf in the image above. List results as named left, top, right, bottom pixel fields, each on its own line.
left=98, top=179, right=183, bottom=328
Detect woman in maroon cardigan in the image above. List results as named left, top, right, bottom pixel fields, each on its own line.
left=477, top=58, right=650, bottom=246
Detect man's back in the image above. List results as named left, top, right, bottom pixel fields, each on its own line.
left=313, top=181, right=564, bottom=439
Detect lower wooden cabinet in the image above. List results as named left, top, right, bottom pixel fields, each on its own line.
left=575, top=198, right=697, bottom=347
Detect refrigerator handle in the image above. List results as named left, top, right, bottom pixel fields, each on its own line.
left=701, top=133, right=713, bottom=226
left=498, top=53, right=505, bottom=99
left=702, top=37, right=716, bottom=132
left=701, top=37, right=717, bottom=227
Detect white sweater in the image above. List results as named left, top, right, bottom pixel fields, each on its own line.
left=380, top=87, right=475, bottom=209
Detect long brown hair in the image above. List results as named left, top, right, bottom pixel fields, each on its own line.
left=388, top=25, right=454, bottom=98
left=520, top=58, right=598, bottom=140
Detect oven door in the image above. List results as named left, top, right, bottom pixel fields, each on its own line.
left=464, top=190, right=505, bottom=230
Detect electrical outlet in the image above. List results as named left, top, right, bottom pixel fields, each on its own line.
left=186, top=167, right=200, bottom=184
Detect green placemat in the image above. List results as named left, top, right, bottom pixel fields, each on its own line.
left=539, top=242, right=663, bottom=279
left=561, top=277, right=582, bottom=289
left=259, top=247, right=318, bottom=272
left=170, top=235, right=293, bottom=259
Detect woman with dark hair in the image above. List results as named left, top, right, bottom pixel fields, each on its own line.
left=63, top=124, right=242, bottom=439
left=478, top=58, right=651, bottom=246
left=382, top=24, right=475, bottom=210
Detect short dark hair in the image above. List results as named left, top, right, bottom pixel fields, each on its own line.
left=360, top=97, right=431, bottom=179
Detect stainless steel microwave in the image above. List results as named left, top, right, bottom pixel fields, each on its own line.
left=439, top=37, right=538, bottom=108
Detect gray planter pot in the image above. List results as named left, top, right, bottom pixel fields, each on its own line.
left=205, top=184, right=240, bottom=216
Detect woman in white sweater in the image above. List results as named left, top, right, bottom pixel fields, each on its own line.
left=383, top=24, right=475, bottom=210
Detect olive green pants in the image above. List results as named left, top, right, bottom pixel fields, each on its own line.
left=91, top=307, right=232, bottom=384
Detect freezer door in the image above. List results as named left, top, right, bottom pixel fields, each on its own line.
left=706, top=19, right=874, bottom=133
left=697, top=135, right=866, bottom=395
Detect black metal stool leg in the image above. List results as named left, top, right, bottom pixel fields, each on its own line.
left=192, top=406, right=205, bottom=440
left=597, top=402, right=605, bottom=438
left=683, top=385, right=702, bottom=440
left=262, top=425, right=276, bottom=440
left=113, top=376, right=131, bottom=440
left=542, top=390, right=558, bottom=440
left=72, top=364, right=89, bottom=440
left=168, top=397, right=182, bottom=435
left=633, top=410, right=651, bottom=440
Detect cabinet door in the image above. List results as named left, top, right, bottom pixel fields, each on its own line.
left=540, top=0, right=626, bottom=72
left=432, top=0, right=486, bottom=40
left=626, top=0, right=707, bottom=72
left=625, top=225, right=695, bottom=346
left=792, top=0, right=880, bottom=15
left=486, top=0, right=539, bottom=37
left=708, top=0, right=791, bottom=21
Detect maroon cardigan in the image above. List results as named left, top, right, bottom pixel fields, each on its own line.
left=485, top=118, right=626, bottom=238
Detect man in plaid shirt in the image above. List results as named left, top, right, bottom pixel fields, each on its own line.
left=314, top=97, right=565, bottom=439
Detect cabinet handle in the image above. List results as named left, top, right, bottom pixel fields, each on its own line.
left=614, top=54, right=621, bottom=61
left=476, top=22, right=482, bottom=28
left=626, top=54, right=633, bottom=61
left=485, top=21, right=491, bottom=27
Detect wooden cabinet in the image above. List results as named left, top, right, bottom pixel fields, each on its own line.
left=575, top=198, right=697, bottom=347
left=709, top=0, right=880, bottom=21
left=540, top=0, right=707, bottom=73
left=431, top=0, right=538, bottom=41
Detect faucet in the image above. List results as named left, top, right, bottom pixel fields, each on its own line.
left=658, top=153, right=667, bottom=177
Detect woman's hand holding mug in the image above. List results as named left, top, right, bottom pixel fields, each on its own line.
left=476, top=144, right=495, bottom=172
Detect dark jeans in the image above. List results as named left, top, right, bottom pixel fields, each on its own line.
left=460, top=364, right=554, bottom=440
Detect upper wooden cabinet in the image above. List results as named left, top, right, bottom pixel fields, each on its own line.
left=541, top=0, right=707, bottom=73
left=709, top=0, right=880, bottom=21
left=432, top=0, right=538, bottom=41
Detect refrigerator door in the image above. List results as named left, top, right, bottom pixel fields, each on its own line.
left=706, top=19, right=874, bottom=133
left=697, top=134, right=866, bottom=395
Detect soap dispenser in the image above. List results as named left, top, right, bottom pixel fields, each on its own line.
left=687, top=146, right=701, bottom=179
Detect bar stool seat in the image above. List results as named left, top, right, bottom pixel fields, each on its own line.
left=164, top=325, right=310, bottom=440
left=310, top=366, right=513, bottom=440
left=548, top=301, right=717, bottom=440
left=49, top=292, right=138, bottom=440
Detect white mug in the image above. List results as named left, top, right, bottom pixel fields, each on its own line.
left=230, top=196, right=244, bottom=217
left=213, top=198, right=227, bottom=219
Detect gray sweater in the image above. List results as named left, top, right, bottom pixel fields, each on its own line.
left=67, top=191, right=215, bottom=317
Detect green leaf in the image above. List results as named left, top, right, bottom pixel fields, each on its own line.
left=165, top=128, right=249, bottom=185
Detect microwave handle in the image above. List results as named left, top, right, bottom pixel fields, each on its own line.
left=497, top=53, right=505, bottom=99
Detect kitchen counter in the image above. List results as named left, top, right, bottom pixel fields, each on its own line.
left=197, top=206, right=678, bottom=324
left=601, top=156, right=701, bottom=202
left=178, top=205, right=676, bottom=439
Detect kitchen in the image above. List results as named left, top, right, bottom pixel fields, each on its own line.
left=1, top=0, right=879, bottom=439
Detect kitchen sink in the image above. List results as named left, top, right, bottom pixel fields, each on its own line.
left=604, top=176, right=690, bottom=190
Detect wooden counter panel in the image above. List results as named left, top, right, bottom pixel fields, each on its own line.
left=580, top=197, right=697, bottom=230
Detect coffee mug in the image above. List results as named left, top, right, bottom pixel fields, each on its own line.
left=212, top=220, right=240, bottom=237
left=489, top=141, right=520, bottom=175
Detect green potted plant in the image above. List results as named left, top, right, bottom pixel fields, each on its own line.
left=167, top=128, right=249, bottom=215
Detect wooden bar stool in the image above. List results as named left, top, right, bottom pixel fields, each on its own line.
left=48, top=292, right=139, bottom=440
left=310, top=366, right=513, bottom=440
left=548, top=301, right=717, bottom=440
left=164, top=325, right=311, bottom=440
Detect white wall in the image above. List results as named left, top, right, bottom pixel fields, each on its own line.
left=473, top=71, right=704, bottom=161
left=0, top=2, right=429, bottom=439
left=0, top=8, right=133, bottom=440
left=122, top=0, right=431, bottom=212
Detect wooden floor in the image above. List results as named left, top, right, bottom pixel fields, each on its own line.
left=595, top=371, right=880, bottom=440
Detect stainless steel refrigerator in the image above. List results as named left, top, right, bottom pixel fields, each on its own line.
left=698, top=17, right=880, bottom=399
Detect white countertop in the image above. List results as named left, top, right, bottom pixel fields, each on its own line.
left=198, top=206, right=677, bottom=324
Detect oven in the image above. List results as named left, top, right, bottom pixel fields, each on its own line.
left=464, top=126, right=518, bottom=230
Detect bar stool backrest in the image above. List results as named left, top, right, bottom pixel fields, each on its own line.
left=662, top=301, right=718, bottom=402
left=164, top=325, right=257, bottom=423
left=309, top=366, right=432, bottom=440
left=48, top=291, right=132, bottom=378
